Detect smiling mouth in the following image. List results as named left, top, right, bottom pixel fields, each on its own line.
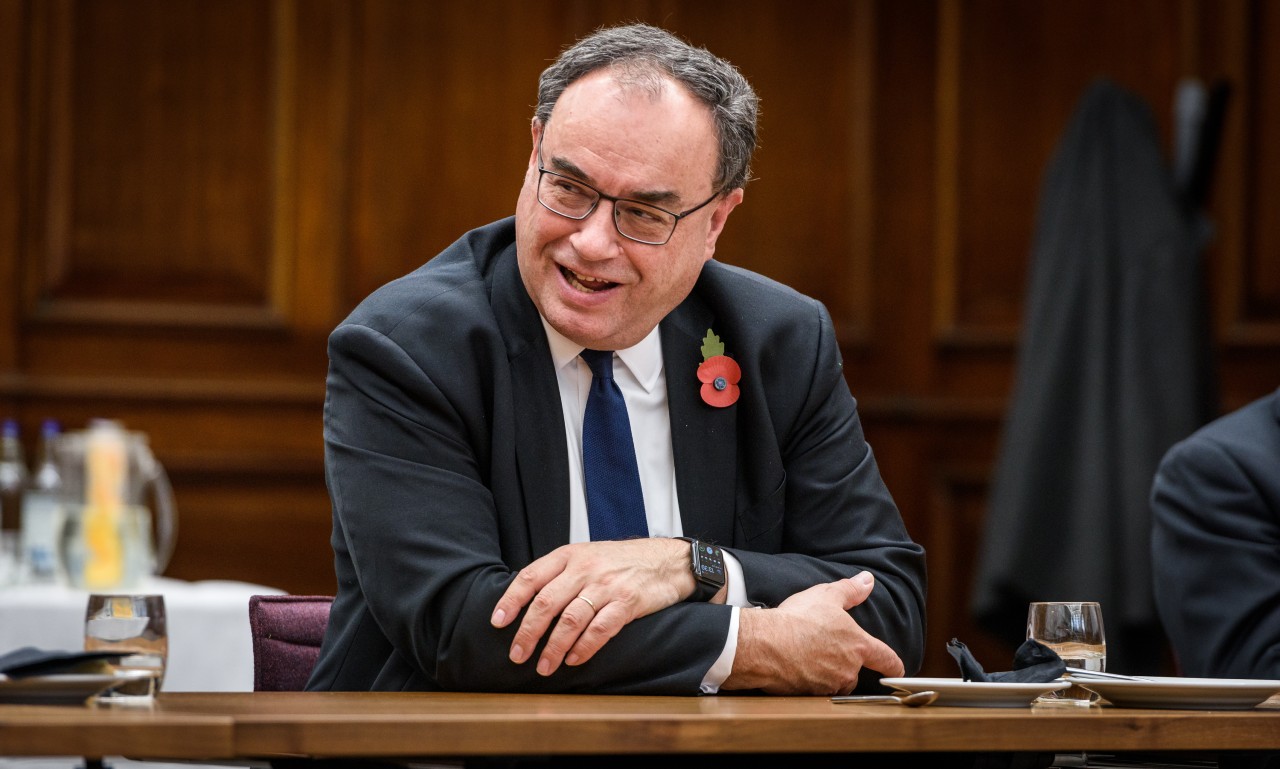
left=560, top=265, right=619, bottom=293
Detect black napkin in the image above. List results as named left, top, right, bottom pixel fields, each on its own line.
left=947, top=637, right=1066, bottom=683
left=0, top=647, right=126, bottom=678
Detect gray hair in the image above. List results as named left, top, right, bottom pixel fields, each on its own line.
left=534, top=23, right=759, bottom=193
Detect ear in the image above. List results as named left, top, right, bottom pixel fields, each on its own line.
left=702, top=187, right=745, bottom=262
left=527, top=118, right=544, bottom=167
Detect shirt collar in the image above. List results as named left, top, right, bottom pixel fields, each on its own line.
left=540, top=317, right=664, bottom=394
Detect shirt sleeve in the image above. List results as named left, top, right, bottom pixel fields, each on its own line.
left=698, top=551, right=748, bottom=692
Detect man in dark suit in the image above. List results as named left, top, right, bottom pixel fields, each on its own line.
left=1151, top=388, right=1280, bottom=678
left=308, top=23, right=926, bottom=697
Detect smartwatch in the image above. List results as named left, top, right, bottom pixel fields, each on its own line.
left=676, top=537, right=726, bottom=602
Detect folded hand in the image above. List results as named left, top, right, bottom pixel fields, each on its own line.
left=489, top=538, right=690, bottom=676
left=725, top=572, right=905, bottom=695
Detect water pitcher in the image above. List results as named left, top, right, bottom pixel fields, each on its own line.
left=57, top=420, right=178, bottom=590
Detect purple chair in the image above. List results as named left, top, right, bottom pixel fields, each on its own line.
left=248, top=594, right=333, bottom=691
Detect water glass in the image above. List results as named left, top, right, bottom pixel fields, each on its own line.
left=1027, top=601, right=1105, bottom=704
left=84, top=593, right=167, bottom=702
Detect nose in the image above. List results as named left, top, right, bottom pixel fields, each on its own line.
left=568, top=199, right=624, bottom=260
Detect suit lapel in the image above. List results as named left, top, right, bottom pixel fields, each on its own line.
left=491, top=247, right=570, bottom=560
left=662, top=301, right=737, bottom=546
left=491, top=248, right=740, bottom=554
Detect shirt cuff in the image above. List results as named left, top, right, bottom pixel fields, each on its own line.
left=699, top=605, right=739, bottom=694
left=698, top=550, right=747, bottom=694
left=723, top=549, right=748, bottom=608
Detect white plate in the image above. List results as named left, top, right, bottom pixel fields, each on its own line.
left=0, top=671, right=153, bottom=706
left=880, top=677, right=1069, bottom=708
left=1068, top=675, right=1280, bottom=710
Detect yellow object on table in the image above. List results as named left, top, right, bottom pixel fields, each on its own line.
left=83, top=422, right=127, bottom=590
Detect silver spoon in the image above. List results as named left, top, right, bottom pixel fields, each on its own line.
left=831, top=690, right=939, bottom=707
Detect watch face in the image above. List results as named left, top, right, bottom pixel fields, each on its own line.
left=694, top=543, right=725, bottom=586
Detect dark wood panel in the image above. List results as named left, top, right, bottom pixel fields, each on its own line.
left=0, top=0, right=22, bottom=374
left=346, top=0, right=557, bottom=305
left=25, top=0, right=280, bottom=313
left=925, top=466, right=1012, bottom=677
left=865, top=411, right=1009, bottom=678
left=1195, top=0, right=1280, bottom=404
left=347, top=1, right=876, bottom=339
left=293, top=0, right=354, bottom=333
left=165, top=480, right=333, bottom=596
left=851, top=0, right=938, bottom=396
left=938, top=0, right=1187, bottom=346
left=1239, top=0, right=1280, bottom=331
left=21, top=330, right=329, bottom=381
left=675, top=2, right=874, bottom=341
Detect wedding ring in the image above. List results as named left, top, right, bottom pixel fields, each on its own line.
left=576, top=595, right=597, bottom=611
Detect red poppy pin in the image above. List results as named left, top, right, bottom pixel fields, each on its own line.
left=697, top=329, right=741, bottom=408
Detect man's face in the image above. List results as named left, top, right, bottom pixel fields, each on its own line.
left=515, top=69, right=744, bottom=351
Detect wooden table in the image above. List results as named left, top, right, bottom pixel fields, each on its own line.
left=2, top=692, right=1279, bottom=763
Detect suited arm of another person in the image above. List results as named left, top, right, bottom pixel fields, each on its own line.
left=1151, top=389, right=1280, bottom=679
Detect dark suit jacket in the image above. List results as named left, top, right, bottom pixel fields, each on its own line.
left=306, top=217, right=926, bottom=695
left=1151, top=388, right=1280, bottom=678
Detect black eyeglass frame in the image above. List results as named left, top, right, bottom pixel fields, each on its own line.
left=535, top=137, right=721, bottom=246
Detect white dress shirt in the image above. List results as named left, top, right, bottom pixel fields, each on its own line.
left=540, top=317, right=745, bottom=692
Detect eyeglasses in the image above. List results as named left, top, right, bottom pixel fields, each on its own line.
left=535, top=138, right=720, bottom=246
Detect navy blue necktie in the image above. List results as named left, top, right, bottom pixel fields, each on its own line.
left=580, top=349, right=648, bottom=540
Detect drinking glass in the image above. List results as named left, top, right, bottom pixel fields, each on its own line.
left=1027, top=601, right=1105, bottom=705
left=84, top=593, right=167, bottom=702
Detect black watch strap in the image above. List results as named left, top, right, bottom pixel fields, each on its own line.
left=676, top=537, right=726, bottom=602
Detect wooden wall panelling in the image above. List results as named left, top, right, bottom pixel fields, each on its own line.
left=1208, top=0, right=1280, bottom=393
left=868, top=407, right=1006, bottom=678
left=342, top=0, right=876, bottom=336
left=27, top=0, right=278, bottom=323
left=850, top=0, right=938, bottom=399
left=0, top=0, right=22, bottom=387
left=675, top=1, right=874, bottom=345
left=294, top=0, right=353, bottom=333
left=1233, top=0, right=1280, bottom=342
left=16, top=0, right=338, bottom=592
left=934, top=0, right=1188, bottom=353
left=1205, top=0, right=1249, bottom=364
left=21, top=0, right=319, bottom=348
left=346, top=0, right=562, bottom=307
left=926, top=461, right=1007, bottom=676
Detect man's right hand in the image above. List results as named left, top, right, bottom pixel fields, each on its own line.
left=722, top=571, right=905, bottom=695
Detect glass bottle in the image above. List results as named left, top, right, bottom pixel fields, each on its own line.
left=20, top=419, right=65, bottom=584
left=0, top=418, right=28, bottom=585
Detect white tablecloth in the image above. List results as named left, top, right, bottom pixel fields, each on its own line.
left=0, top=576, right=286, bottom=692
